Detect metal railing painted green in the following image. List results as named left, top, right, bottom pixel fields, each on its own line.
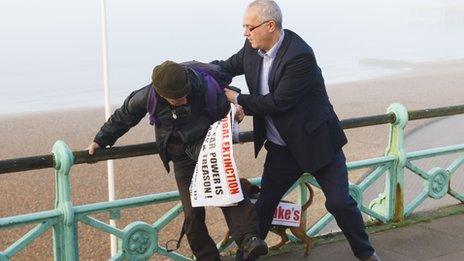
left=1, top=103, right=464, bottom=260
left=2, top=104, right=464, bottom=175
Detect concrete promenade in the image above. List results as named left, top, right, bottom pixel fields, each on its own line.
left=259, top=210, right=464, bottom=261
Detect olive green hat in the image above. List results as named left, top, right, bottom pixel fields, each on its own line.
left=151, top=60, right=190, bottom=99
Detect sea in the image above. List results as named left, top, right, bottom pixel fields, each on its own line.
left=0, top=0, right=463, bottom=115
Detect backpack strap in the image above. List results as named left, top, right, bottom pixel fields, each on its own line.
left=201, top=71, right=222, bottom=119
left=165, top=219, right=187, bottom=252
left=147, top=86, right=159, bottom=126
left=183, top=61, right=232, bottom=119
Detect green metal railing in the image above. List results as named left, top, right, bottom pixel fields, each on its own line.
left=1, top=103, right=464, bottom=260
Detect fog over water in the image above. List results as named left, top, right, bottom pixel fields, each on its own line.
left=0, top=0, right=463, bottom=115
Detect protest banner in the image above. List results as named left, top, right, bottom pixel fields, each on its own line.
left=190, top=105, right=243, bottom=207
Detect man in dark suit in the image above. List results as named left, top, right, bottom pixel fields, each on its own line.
left=215, top=1, right=380, bottom=260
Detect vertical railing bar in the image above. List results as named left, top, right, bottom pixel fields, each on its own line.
left=52, top=141, right=79, bottom=261
left=385, top=104, right=408, bottom=221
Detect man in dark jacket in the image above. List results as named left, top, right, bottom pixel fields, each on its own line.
left=215, top=1, right=379, bottom=260
left=87, top=61, right=268, bottom=261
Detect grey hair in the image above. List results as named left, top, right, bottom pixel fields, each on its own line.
left=248, top=0, right=283, bottom=29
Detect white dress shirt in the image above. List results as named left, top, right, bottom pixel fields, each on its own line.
left=257, top=31, right=286, bottom=146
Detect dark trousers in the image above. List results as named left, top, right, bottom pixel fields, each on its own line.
left=172, top=153, right=260, bottom=261
left=254, top=141, right=375, bottom=259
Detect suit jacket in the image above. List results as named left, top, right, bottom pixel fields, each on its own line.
left=215, top=29, right=347, bottom=173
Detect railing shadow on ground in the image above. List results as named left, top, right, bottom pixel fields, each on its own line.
left=0, top=103, right=463, bottom=260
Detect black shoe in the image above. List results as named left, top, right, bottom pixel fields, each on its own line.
left=242, top=236, right=268, bottom=259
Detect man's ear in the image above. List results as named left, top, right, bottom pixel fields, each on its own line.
left=268, top=20, right=277, bottom=33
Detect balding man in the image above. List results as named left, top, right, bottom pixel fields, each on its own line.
left=215, top=1, right=379, bottom=260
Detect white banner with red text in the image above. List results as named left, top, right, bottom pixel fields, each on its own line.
left=251, top=199, right=302, bottom=227
left=190, top=105, right=243, bottom=207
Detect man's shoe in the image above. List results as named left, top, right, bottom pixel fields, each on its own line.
left=242, top=236, right=268, bottom=259
left=362, top=252, right=381, bottom=261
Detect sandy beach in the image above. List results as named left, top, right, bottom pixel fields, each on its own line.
left=1, top=59, right=464, bottom=260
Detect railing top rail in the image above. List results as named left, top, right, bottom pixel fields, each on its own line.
left=1, top=104, right=463, bottom=175
left=0, top=209, right=61, bottom=228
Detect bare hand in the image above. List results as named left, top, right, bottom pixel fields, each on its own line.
left=235, top=105, right=245, bottom=123
left=224, top=89, right=239, bottom=104
left=87, top=142, right=100, bottom=156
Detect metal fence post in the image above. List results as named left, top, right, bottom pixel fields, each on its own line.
left=384, top=103, right=408, bottom=222
left=52, top=141, right=79, bottom=261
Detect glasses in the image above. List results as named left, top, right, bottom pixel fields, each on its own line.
left=244, top=20, right=270, bottom=32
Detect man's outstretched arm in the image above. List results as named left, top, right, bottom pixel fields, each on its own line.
left=88, top=85, right=149, bottom=154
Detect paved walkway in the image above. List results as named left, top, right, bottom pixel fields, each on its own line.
left=260, top=212, right=464, bottom=261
